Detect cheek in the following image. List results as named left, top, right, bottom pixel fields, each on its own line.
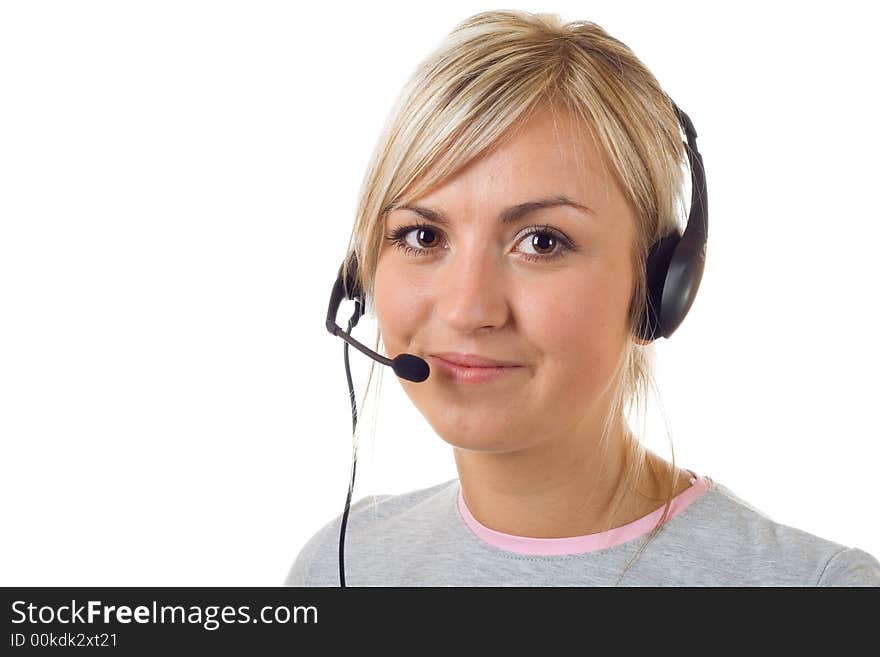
left=528, top=272, right=630, bottom=387
left=373, top=256, right=422, bottom=350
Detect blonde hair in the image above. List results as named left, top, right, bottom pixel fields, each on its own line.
left=342, top=9, right=691, bottom=585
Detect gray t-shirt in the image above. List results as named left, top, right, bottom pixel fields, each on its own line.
left=285, top=471, right=880, bottom=586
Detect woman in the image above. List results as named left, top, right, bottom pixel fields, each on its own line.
left=286, top=10, right=880, bottom=586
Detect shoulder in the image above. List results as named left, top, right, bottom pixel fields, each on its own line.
left=815, top=547, right=880, bottom=586
left=283, top=478, right=458, bottom=586
left=669, top=478, right=880, bottom=586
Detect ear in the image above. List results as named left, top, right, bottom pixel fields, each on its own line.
left=632, top=335, right=653, bottom=346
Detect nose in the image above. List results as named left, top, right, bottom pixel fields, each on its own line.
left=434, top=245, right=510, bottom=333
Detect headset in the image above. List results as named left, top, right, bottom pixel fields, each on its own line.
left=323, top=100, right=707, bottom=587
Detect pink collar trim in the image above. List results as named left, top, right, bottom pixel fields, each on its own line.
left=457, top=471, right=711, bottom=556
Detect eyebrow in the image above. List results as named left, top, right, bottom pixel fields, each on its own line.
left=384, top=194, right=594, bottom=225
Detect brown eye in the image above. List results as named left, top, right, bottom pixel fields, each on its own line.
left=530, top=232, right=556, bottom=255
left=515, top=225, right=576, bottom=262
left=415, top=227, right=441, bottom=248
left=386, top=222, right=446, bottom=258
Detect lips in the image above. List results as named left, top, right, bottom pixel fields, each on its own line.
left=426, top=353, right=523, bottom=384
left=430, top=352, right=521, bottom=368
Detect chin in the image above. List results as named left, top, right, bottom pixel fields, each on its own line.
left=430, top=419, right=521, bottom=453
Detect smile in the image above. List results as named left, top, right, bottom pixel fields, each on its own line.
left=426, top=355, right=524, bottom=384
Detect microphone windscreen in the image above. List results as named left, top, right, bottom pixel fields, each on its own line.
left=391, top=353, right=430, bottom=383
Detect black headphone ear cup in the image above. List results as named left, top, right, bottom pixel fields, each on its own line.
left=638, top=230, right=681, bottom=342
left=342, top=254, right=367, bottom=324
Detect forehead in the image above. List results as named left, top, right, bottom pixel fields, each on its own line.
left=408, top=105, right=623, bottom=217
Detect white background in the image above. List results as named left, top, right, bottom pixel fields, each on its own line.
left=1, top=0, right=877, bottom=586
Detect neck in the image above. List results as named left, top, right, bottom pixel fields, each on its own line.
left=453, top=423, right=687, bottom=538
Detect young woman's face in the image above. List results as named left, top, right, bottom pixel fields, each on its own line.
left=373, top=107, right=639, bottom=453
